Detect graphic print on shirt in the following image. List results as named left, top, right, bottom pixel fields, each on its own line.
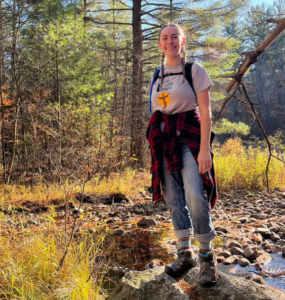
left=158, top=92, right=171, bottom=108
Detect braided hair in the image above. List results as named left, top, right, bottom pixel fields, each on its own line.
left=158, top=23, right=187, bottom=86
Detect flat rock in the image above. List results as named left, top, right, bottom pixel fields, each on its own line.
left=223, top=255, right=239, bottom=265
left=256, top=228, right=271, bottom=238
left=278, top=202, right=285, bottom=209
left=108, top=267, right=189, bottom=300
left=184, top=267, right=285, bottom=300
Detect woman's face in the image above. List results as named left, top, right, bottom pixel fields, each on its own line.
left=158, top=26, right=185, bottom=59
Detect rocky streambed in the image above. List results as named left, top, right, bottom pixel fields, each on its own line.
left=2, top=189, right=285, bottom=293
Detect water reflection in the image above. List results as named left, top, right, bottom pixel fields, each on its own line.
left=101, top=222, right=285, bottom=292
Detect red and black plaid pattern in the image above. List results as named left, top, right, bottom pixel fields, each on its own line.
left=146, top=109, right=218, bottom=212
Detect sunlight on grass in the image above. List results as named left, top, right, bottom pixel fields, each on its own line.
left=0, top=228, right=108, bottom=300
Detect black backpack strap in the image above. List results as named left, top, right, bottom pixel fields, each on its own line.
left=185, top=62, right=196, bottom=97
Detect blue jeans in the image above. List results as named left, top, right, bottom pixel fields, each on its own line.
left=161, top=139, right=216, bottom=243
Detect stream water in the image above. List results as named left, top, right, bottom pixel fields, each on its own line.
left=102, top=222, right=285, bottom=292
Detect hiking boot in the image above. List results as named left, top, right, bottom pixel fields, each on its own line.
left=199, top=248, right=218, bottom=287
left=165, top=249, right=197, bottom=278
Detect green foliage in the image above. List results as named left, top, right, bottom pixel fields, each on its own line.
left=213, top=118, right=250, bottom=136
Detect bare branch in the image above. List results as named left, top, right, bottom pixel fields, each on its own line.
left=227, top=17, right=285, bottom=93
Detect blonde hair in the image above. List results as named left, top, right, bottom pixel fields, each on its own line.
left=158, top=23, right=186, bottom=85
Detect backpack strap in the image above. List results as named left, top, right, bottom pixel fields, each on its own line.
left=185, top=62, right=196, bottom=97
left=149, top=67, right=161, bottom=114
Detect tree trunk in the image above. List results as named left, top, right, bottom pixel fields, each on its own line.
left=130, top=0, right=143, bottom=166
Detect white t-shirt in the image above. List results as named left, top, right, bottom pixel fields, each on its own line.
left=146, top=62, right=213, bottom=115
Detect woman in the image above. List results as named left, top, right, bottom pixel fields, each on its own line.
left=146, top=23, right=218, bottom=287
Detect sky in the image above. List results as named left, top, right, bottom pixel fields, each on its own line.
left=251, top=0, right=276, bottom=5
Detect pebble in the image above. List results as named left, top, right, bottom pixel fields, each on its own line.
left=282, top=247, right=285, bottom=256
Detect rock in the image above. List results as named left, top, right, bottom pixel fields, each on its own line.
left=215, top=226, right=228, bottom=233
left=88, top=228, right=96, bottom=234
left=253, top=234, right=263, bottom=244
left=257, top=224, right=268, bottom=229
left=256, top=228, right=271, bottom=238
left=108, top=267, right=189, bottom=300
left=184, top=267, right=285, bottom=300
left=279, top=227, right=285, bottom=233
left=251, top=214, right=268, bottom=220
left=238, top=217, right=248, bottom=224
left=228, top=241, right=242, bottom=249
left=217, top=256, right=225, bottom=263
left=106, top=219, right=115, bottom=224
left=244, top=247, right=253, bottom=258
left=269, top=226, right=278, bottom=233
left=282, top=247, right=285, bottom=256
left=277, top=239, right=285, bottom=247
left=256, top=250, right=271, bottom=264
left=217, top=250, right=231, bottom=258
left=114, top=229, right=126, bottom=236
left=238, top=258, right=250, bottom=267
left=137, top=218, right=157, bottom=227
left=270, top=232, right=280, bottom=242
left=230, top=247, right=244, bottom=256
left=278, top=202, right=285, bottom=209
left=223, top=255, right=239, bottom=265
left=245, top=274, right=266, bottom=285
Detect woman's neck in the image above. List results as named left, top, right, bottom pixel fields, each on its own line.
left=165, top=56, right=182, bottom=66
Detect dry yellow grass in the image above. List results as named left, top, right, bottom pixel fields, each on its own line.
left=1, top=139, right=284, bottom=208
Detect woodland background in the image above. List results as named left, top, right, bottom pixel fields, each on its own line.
left=0, top=0, right=285, bottom=186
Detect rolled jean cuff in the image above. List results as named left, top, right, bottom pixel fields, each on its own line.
left=175, top=228, right=194, bottom=239
left=194, top=229, right=217, bottom=243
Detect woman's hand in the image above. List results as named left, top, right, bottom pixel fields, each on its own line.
left=197, top=149, right=212, bottom=174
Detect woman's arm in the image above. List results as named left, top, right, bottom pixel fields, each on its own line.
left=197, top=88, right=212, bottom=174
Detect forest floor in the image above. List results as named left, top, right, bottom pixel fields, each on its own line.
left=1, top=180, right=285, bottom=298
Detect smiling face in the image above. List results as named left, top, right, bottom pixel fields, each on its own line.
left=158, top=26, right=185, bottom=60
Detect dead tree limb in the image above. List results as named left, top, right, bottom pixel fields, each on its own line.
left=226, top=17, right=285, bottom=93
left=213, top=17, right=285, bottom=191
